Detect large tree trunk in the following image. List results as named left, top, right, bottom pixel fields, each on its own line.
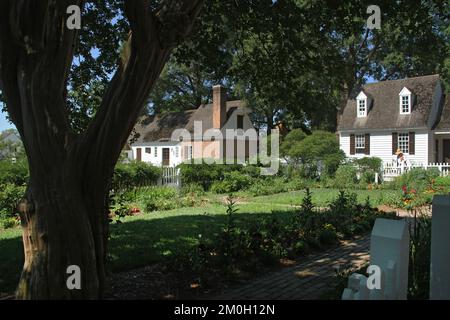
left=17, top=173, right=105, bottom=299
left=0, top=0, right=203, bottom=299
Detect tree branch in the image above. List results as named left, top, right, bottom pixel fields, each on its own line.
left=0, top=0, right=83, bottom=171
left=80, top=0, right=204, bottom=192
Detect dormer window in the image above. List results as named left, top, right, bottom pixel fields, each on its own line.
left=399, top=87, right=412, bottom=114
left=356, top=91, right=368, bottom=118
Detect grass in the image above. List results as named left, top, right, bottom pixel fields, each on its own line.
left=0, top=187, right=397, bottom=294
left=243, top=188, right=399, bottom=207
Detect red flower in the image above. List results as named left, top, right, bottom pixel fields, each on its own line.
left=410, top=189, right=416, bottom=194
left=402, top=185, right=407, bottom=193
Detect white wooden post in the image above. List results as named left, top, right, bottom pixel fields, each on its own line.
left=430, top=195, right=450, bottom=299
left=342, top=218, right=409, bottom=300
left=370, top=218, right=409, bottom=300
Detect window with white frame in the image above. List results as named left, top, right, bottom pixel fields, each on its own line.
left=358, top=99, right=367, bottom=117
left=356, top=91, right=368, bottom=118
left=355, top=134, right=365, bottom=153
left=399, top=87, right=412, bottom=114
left=401, top=95, right=411, bottom=113
left=398, top=133, right=409, bottom=154
left=154, top=147, right=158, bottom=157
left=175, top=146, right=179, bottom=157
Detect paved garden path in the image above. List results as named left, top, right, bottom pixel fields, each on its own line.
left=213, top=235, right=370, bottom=300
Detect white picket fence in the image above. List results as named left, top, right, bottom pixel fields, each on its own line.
left=160, top=167, right=181, bottom=187
left=382, top=162, right=450, bottom=181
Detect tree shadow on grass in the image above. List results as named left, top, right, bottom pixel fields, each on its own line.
left=0, top=209, right=295, bottom=295
left=108, top=210, right=294, bottom=271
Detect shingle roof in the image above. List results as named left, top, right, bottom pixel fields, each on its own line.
left=337, top=74, right=441, bottom=131
left=131, top=100, right=246, bottom=143
left=435, top=94, right=450, bottom=130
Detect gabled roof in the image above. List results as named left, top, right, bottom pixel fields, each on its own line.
left=435, top=95, right=450, bottom=131
left=337, top=74, right=441, bottom=131
left=131, top=100, right=246, bottom=143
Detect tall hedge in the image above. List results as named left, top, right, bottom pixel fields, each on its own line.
left=111, top=162, right=161, bottom=191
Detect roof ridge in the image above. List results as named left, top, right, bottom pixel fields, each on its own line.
left=364, top=74, right=440, bottom=87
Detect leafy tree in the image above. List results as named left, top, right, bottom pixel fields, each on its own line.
left=282, top=131, right=345, bottom=178
left=0, top=0, right=203, bottom=299
left=280, top=129, right=307, bottom=162
left=147, top=58, right=215, bottom=115
left=166, top=0, right=450, bottom=130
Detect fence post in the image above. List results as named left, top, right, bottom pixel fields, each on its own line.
left=430, top=195, right=450, bottom=299
left=342, top=218, right=409, bottom=300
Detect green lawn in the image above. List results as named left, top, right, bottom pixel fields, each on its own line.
left=247, top=188, right=400, bottom=207
left=0, top=188, right=397, bottom=294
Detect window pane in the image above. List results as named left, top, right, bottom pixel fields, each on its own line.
left=398, top=133, right=409, bottom=153
left=358, top=100, right=366, bottom=116
left=355, top=134, right=365, bottom=153
left=401, top=96, right=410, bottom=113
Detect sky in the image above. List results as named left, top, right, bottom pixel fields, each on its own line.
left=0, top=110, right=14, bottom=131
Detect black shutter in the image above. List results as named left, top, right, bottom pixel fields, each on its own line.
left=392, top=132, right=398, bottom=154
left=350, top=134, right=355, bottom=155
left=409, top=132, right=415, bottom=155
left=365, top=134, right=370, bottom=155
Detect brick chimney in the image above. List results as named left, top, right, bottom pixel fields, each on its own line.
left=213, top=85, right=227, bottom=129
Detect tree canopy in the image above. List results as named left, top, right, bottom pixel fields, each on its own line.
left=144, top=0, right=450, bottom=131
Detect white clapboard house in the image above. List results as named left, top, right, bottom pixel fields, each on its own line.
left=337, top=74, right=450, bottom=177
left=127, top=85, right=257, bottom=167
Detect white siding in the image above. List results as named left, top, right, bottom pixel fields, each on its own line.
left=131, top=142, right=182, bottom=167
left=340, top=130, right=430, bottom=165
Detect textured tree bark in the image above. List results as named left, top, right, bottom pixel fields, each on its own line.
left=0, top=0, right=204, bottom=299
left=16, top=175, right=101, bottom=299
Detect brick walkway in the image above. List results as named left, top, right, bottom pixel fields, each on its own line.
left=213, top=235, right=370, bottom=300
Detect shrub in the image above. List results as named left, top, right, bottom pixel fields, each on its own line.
left=332, top=165, right=358, bottom=188
left=280, top=130, right=345, bottom=178
left=353, top=157, right=382, bottom=173
left=0, top=183, right=25, bottom=220
left=180, top=182, right=205, bottom=196
left=1, top=217, right=18, bottom=229
left=240, top=165, right=261, bottom=178
left=0, top=159, right=29, bottom=186
left=319, top=224, right=338, bottom=245
left=246, top=177, right=305, bottom=196
left=138, top=186, right=179, bottom=212
left=391, top=168, right=440, bottom=192
left=179, top=163, right=242, bottom=190
left=328, top=190, right=358, bottom=237
left=112, top=162, right=161, bottom=191
left=132, top=162, right=161, bottom=186
left=211, top=171, right=252, bottom=194
left=433, top=176, right=450, bottom=190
